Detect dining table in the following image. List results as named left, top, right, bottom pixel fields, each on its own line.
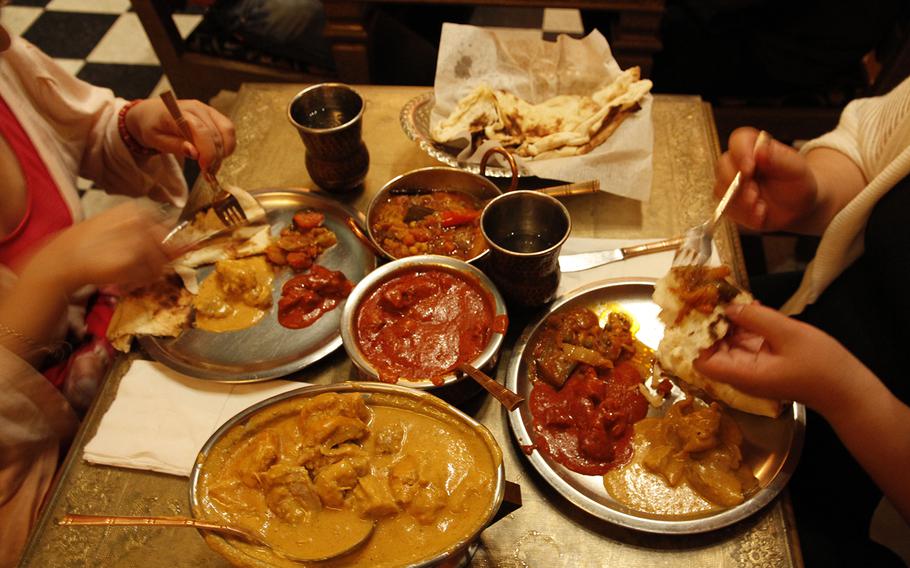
left=19, top=83, right=803, bottom=568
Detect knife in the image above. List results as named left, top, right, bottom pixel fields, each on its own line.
left=558, top=236, right=685, bottom=273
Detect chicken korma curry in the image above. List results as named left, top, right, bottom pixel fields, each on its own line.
left=195, top=391, right=502, bottom=567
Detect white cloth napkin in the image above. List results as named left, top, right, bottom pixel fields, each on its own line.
left=557, top=236, right=719, bottom=297
left=83, top=360, right=306, bottom=476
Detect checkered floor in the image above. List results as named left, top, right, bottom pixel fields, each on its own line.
left=2, top=0, right=202, bottom=101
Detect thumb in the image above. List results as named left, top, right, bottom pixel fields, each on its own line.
left=724, top=302, right=795, bottom=350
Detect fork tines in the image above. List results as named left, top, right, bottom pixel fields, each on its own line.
left=214, top=195, right=247, bottom=227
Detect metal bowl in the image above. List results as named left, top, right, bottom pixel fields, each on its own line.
left=363, top=165, right=505, bottom=264
left=341, top=255, right=507, bottom=389
left=189, top=382, right=505, bottom=568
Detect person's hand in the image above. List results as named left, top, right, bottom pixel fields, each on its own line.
left=124, top=98, right=236, bottom=173
left=22, top=202, right=173, bottom=295
left=694, top=301, right=863, bottom=415
left=715, top=127, right=819, bottom=232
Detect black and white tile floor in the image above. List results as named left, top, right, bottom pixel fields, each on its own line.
left=3, top=0, right=202, bottom=100
left=1, top=0, right=202, bottom=196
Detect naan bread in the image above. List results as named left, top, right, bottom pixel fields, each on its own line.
left=653, top=266, right=782, bottom=418
left=432, top=66, right=652, bottom=159
left=107, top=277, right=192, bottom=352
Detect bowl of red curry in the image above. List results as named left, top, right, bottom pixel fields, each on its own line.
left=340, top=255, right=509, bottom=389
left=364, top=167, right=503, bottom=264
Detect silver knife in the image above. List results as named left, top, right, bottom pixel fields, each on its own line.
left=558, top=236, right=685, bottom=273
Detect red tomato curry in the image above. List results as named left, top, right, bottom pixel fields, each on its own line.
left=354, top=267, right=494, bottom=384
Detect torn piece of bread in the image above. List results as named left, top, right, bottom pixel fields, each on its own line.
left=107, top=276, right=192, bottom=352
left=653, top=265, right=782, bottom=418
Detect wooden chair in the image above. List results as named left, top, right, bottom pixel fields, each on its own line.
left=131, top=0, right=334, bottom=102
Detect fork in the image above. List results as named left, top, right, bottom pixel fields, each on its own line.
left=159, top=91, right=246, bottom=228
left=673, top=130, right=771, bottom=267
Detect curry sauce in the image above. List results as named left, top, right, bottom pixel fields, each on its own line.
left=195, top=392, right=502, bottom=567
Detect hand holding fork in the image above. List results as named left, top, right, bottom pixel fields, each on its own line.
left=159, top=91, right=246, bottom=228
left=673, top=130, right=772, bottom=267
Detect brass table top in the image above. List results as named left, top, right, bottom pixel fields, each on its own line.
left=19, top=84, right=801, bottom=568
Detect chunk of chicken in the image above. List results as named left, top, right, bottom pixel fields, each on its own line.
left=228, top=430, right=280, bottom=489
left=354, top=473, right=400, bottom=518
left=259, top=464, right=323, bottom=522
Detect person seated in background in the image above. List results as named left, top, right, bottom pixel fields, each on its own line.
left=694, top=76, right=910, bottom=566
left=188, top=0, right=335, bottom=72
left=0, top=19, right=235, bottom=566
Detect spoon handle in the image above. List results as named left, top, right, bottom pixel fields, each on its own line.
left=58, top=514, right=250, bottom=540
left=538, top=179, right=600, bottom=198
left=457, top=363, right=525, bottom=411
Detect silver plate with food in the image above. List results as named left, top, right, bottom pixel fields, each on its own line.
left=140, top=188, right=376, bottom=381
left=505, top=277, right=805, bottom=534
left=400, top=91, right=515, bottom=178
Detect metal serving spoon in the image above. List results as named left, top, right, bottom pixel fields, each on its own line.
left=457, top=362, right=524, bottom=411
left=58, top=513, right=375, bottom=563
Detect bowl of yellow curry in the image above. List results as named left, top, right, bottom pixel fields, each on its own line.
left=189, top=382, right=505, bottom=567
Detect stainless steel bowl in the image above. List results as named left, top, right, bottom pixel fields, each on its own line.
left=364, top=166, right=503, bottom=264
left=340, top=255, right=507, bottom=389
left=189, top=381, right=505, bottom=568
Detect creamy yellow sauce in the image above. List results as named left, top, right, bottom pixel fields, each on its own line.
left=604, top=431, right=719, bottom=517
left=194, top=256, right=274, bottom=332
left=604, top=399, right=758, bottom=517
left=196, top=392, right=501, bottom=568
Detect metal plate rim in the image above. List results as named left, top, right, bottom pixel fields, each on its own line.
left=140, top=187, right=376, bottom=382
left=399, top=91, right=518, bottom=178
left=505, top=276, right=806, bottom=534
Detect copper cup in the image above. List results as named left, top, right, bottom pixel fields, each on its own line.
left=288, top=83, right=369, bottom=192
left=481, top=191, right=571, bottom=307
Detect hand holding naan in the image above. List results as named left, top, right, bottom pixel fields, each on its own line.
left=694, top=302, right=857, bottom=414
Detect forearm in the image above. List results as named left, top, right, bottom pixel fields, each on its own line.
left=817, top=361, right=910, bottom=523
left=787, top=147, right=866, bottom=235
left=0, top=268, right=72, bottom=366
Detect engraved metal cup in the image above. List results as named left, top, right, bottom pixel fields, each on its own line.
left=288, top=83, right=370, bottom=192
left=481, top=191, right=571, bottom=307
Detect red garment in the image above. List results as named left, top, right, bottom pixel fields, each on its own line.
left=0, top=94, right=73, bottom=270
left=0, top=94, right=114, bottom=411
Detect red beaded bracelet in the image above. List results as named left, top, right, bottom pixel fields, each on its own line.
left=117, top=99, right=158, bottom=156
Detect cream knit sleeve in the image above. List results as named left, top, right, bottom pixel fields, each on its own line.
left=800, top=76, right=910, bottom=183
left=782, top=77, right=910, bottom=314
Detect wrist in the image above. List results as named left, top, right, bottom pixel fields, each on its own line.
left=810, top=350, right=869, bottom=417
left=119, top=100, right=158, bottom=156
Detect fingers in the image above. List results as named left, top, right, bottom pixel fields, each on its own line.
left=723, top=302, right=798, bottom=351
left=715, top=150, right=766, bottom=229
left=180, top=100, right=236, bottom=172
left=727, top=127, right=761, bottom=177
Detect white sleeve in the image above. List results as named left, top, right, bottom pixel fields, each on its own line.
left=800, top=76, right=910, bottom=184
left=12, top=38, right=188, bottom=205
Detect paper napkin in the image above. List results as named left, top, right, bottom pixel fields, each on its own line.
left=83, top=360, right=306, bottom=476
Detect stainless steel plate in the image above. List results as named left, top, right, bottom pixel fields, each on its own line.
left=399, top=91, right=517, bottom=178
left=505, top=278, right=805, bottom=534
left=140, top=188, right=376, bottom=381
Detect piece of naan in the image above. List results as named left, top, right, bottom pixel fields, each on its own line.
left=107, top=276, right=192, bottom=352
left=653, top=265, right=782, bottom=419
left=431, top=66, right=652, bottom=159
